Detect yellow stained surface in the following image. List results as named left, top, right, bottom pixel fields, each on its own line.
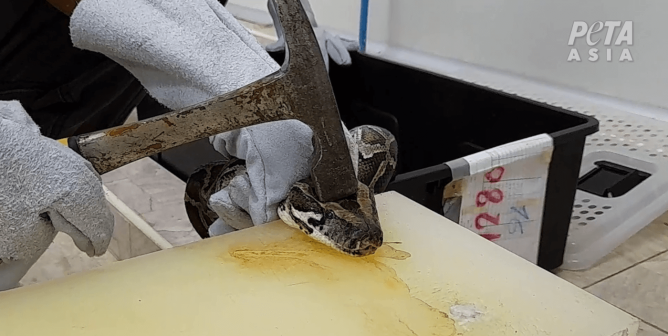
left=0, top=192, right=638, bottom=336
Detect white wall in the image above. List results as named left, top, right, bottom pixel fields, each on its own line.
left=229, top=0, right=668, bottom=111
left=228, top=0, right=386, bottom=42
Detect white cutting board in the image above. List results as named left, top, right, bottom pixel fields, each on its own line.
left=0, top=192, right=637, bottom=335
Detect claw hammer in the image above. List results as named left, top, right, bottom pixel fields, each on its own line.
left=57, top=0, right=358, bottom=203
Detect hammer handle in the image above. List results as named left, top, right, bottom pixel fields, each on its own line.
left=58, top=136, right=81, bottom=154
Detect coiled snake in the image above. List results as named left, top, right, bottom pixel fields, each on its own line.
left=185, top=125, right=398, bottom=256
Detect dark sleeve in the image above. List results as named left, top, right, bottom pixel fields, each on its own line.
left=0, top=0, right=150, bottom=139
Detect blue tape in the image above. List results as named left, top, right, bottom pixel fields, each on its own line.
left=359, top=0, right=369, bottom=53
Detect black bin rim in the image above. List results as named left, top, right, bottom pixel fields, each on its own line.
left=356, top=53, right=600, bottom=149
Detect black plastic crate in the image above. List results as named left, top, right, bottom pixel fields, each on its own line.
left=137, top=50, right=598, bottom=271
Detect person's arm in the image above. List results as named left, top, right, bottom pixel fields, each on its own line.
left=46, top=0, right=79, bottom=16
left=46, top=0, right=230, bottom=16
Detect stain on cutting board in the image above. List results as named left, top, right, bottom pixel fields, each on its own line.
left=222, top=232, right=456, bottom=336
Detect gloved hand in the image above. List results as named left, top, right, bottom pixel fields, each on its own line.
left=207, top=118, right=359, bottom=235
left=69, top=0, right=358, bottom=236
left=0, top=100, right=114, bottom=264
left=265, top=0, right=359, bottom=72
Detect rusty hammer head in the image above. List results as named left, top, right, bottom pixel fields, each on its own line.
left=67, top=0, right=358, bottom=203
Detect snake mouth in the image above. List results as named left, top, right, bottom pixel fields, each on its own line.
left=330, top=220, right=384, bottom=257
left=341, top=239, right=382, bottom=257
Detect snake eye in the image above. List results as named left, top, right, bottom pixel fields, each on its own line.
left=325, top=211, right=335, bottom=220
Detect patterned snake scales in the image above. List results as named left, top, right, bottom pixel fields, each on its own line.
left=184, top=125, right=399, bottom=256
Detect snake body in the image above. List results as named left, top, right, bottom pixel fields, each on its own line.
left=185, top=125, right=398, bottom=256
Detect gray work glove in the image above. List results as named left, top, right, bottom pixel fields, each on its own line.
left=68, top=0, right=358, bottom=236
left=207, top=119, right=358, bottom=235
left=0, top=101, right=114, bottom=263
left=265, top=0, right=358, bottom=72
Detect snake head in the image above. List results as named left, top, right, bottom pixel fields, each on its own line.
left=278, top=180, right=383, bottom=257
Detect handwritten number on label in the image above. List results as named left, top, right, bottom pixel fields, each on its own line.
left=484, top=167, right=505, bottom=183
left=475, top=213, right=500, bottom=230
left=475, top=166, right=508, bottom=241
left=476, top=189, right=504, bottom=207
left=511, top=205, right=529, bottom=220
left=509, top=219, right=524, bottom=234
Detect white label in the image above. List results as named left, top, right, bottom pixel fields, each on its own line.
left=458, top=134, right=554, bottom=264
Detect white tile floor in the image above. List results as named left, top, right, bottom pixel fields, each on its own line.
left=101, top=158, right=201, bottom=247
left=19, top=233, right=117, bottom=287
left=556, top=217, right=668, bottom=335
left=16, top=19, right=668, bottom=335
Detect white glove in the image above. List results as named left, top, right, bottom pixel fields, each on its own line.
left=265, top=0, right=358, bottom=71
left=208, top=119, right=358, bottom=234
left=69, top=0, right=358, bottom=236
left=0, top=101, right=114, bottom=264
left=70, top=0, right=279, bottom=110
